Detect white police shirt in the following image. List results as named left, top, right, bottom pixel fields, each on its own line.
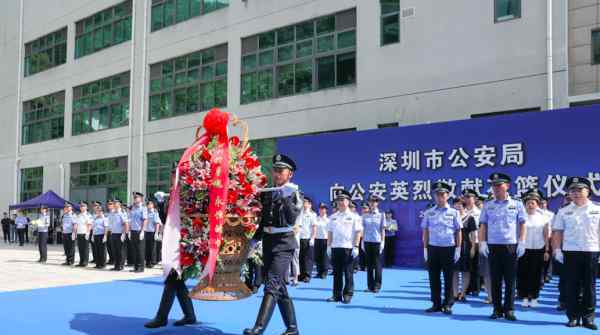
left=145, top=209, right=162, bottom=233
left=15, top=216, right=28, bottom=229
left=296, top=210, right=317, bottom=240
left=479, top=197, right=527, bottom=245
left=37, top=213, right=50, bottom=233
left=523, top=212, right=549, bottom=250
left=314, top=215, right=330, bottom=240
left=108, top=210, right=128, bottom=234
left=92, top=215, right=109, bottom=236
left=362, top=209, right=385, bottom=243
left=76, top=212, right=93, bottom=234
left=552, top=201, right=600, bottom=252
left=420, top=204, right=462, bottom=247
left=327, top=209, right=363, bottom=249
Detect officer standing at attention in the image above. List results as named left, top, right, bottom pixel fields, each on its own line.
left=61, top=203, right=77, bottom=266
left=552, top=177, right=600, bottom=330
left=36, top=205, right=50, bottom=263
left=15, top=211, right=28, bottom=246
left=109, top=200, right=129, bottom=271
left=130, top=192, right=148, bottom=273
left=74, top=201, right=93, bottom=267
left=478, top=173, right=527, bottom=321
left=297, top=196, right=317, bottom=283
left=105, top=200, right=114, bottom=265
left=92, top=203, right=109, bottom=269
left=422, top=182, right=462, bottom=315
left=145, top=200, right=162, bottom=269
left=244, top=154, right=302, bottom=335
left=362, top=195, right=386, bottom=293
left=313, top=203, right=330, bottom=279
left=326, top=190, right=363, bottom=304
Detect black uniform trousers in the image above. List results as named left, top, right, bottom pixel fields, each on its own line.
left=76, top=234, right=89, bottom=266
left=553, top=260, right=567, bottom=305
left=131, top=230, right=145, bottom=270
left=263, top=247, right=293, bottom=300
left=17, top=228, right=26, bottom=246
left=245, top=259, right=264, bottom=291
left=467, top=246, right=480, bottom=294
left=516, top=248, right=544, bottom=299
left=2, top=226, right=9, bottom=243
left=332, top=248, right=354, bottom=299
left=106, top=233, right=114, bottom=264
left=489, top=244, right=518, bottom=313
left=155, top=240, right=162, bottom=264
left=37, top=231, right=48, bottom=262
left=144, top=232, right=156, bottom=267
left=93, top=235, right=107, bottom=267
left=89, top=233, right=96, bottom=262
left=564, top=251, right=598, bottom=322
left=299, top=239, right=314, bottom=281
left=111, top=233, right=124, bottom=269
left=384, top=236, right=396, bottom=267
left=154, top=270, right=195, bottom=321
left=427, top=245, right=455, bottom=308
left=63, top=233, right=75, bottom=264
left=365, top=242, right=383, bottom=291
left=125, top=235, right=134, bottom=265
left=313, top=239, right=329, bottom=276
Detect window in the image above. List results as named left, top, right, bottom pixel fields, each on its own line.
left=151, top=0, right=229, bottom=32
left=75, top=1, right=132, bottom=58
left=241, top=9, right=356, bottom=104
left=146, top=149, right=184, bottom=198
left=149, top=44, right=227, bottom=121
left=70, top=157, right=128, bottom=204
left=248, top=138, right=277, bottom=185
left=20, top=167, right=43, bottom=202
left=24, top=27, right=67, bottom=77
left=22, top=91, right=65, bottom=145
left=381, top=0, right=400, bottom=45
left=495, top=0, right=521, bottom=23
left=72, top=72, right=130, bottom=135
left=593, top=30, right=600, bottom=65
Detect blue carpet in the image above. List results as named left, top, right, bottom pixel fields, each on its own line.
left=0, top=268, right=595, bottom=334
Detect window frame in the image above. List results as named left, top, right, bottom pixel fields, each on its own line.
left=380, top=0, right=400, bottom=46
left=494, top=0, right=521, bottom=23
left=592, top=29, right=600, bottom=65
left=151, top=0, right=230, bottom=32
left=20, top=167, right=43, bottom=202
left=70, top=157, right=128, bottom=203
left=146, top=149, right=185, bottom=198
left=21, top=91, right=65, bottom=145
left=24, top=27, right=68, bottom=77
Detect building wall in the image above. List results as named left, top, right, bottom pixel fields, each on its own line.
left=569, top=0, right=600, bottom=98
left=0, top=0, right=569, bottom=211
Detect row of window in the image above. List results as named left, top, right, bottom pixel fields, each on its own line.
left=20, top=138, right=275, bottom=204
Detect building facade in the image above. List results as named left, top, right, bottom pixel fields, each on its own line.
left=0, top=0, right=581, bottom=209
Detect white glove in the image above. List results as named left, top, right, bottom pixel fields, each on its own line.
left=352, top=247, right=359, bottom=258
left=71, top=233, right=76, bottom=241
left=139, top=231, right=144, bottom=241
left=127, top=232, right=131, bottom=240
left=281, top=183, right=299, bottom=198
left=309, top=239, right=315, bottom=247
left=553, top=249, right=564, bottom=264
left=454, top=247, right=461, bottom=263
left=423, top=248, right=428, bottom=262
left=87, top=234, right=92, bottom=241
left=379, top=242, right=385, bottom=254
left=326, top=247, right=332, bottom=258
left=516, top=242, right=525, bottom=258
left=479, top=241, right=489, bottom=257
left=154, top=232, right=159, bottom=241
left=120, top=233, right=126, bottom=242
left=102, top=235, right=107, bottom=243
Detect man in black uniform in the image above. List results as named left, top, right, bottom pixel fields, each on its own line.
left=1, top=212, right=10, bottom=244
left=244, top=154, right=302, bottom=335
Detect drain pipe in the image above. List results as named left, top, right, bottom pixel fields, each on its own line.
left=546, top=0, right=553, bottom=110
left=138, top=0, right=149, bottom=193
left=13, top=0, right=24, bottom=204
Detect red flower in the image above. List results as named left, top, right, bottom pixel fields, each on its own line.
left=228, top=191, right=239, bottom=204
left=185, top=175, right=194, bottom=185
left=200, top=255, right=209, bottom=265
left=246, top=157, right=260, bottom=170
left=192, top=217, right=203, bottom=229
left=230, top=136, right=240, bottom=146
left=241, top=147, right=252, bottom=159
left=201, top=150, right=211, bottom=161
left=203, top=108, right=230, bottom=137
left=237, top=172, right=246, bottom=184
left=181, top=251, right=195, bottom=267
left=242, top=183, right=254, bottom=196
left=180, top=228, right=190, bottom=239
left=179, top=161, right=190, bottom=173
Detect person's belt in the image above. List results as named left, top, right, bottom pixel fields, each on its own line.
left=263, top=226, right=294, bottom=234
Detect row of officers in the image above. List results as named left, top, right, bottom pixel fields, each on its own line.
left=34, top=192, right=166, bottom=273
left=422, top=172, right=600, bottom=330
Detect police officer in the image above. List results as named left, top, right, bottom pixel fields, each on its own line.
left=129, top=192, right=148, bottom=273
left=75, top=201, right=93, bottom=267
left=462, top=189, right=482, bottom=297
left=145, top=200, right=162, bottom=269
left=105, top=200, right=114, bottom=265
left=15, top=211, right=28, bottom=246
left=243, top=154, right=302, bottom=335
left=144, top=268, right=198, bottom=328
left=92, top=203, right=109, bottom=269
left=362, top=195, right=386, bottom=293
left=552, top=177, right=600, bottom=329
left=61, top=203, right=77, bottom=265
left=297, top=196, right=317, bottom=283
left=313, top=203, right=330, bottom=279
left=422, top=182, right=462, bottom=315
left=326, top=190, right=363, bottom=304
left=478, top=173, right=527, bottom=321
left=109, top=200, right=129, bottom=271
left=36, top=205, right=50, bottom=263
left=383, top=211, right=398, bottom=268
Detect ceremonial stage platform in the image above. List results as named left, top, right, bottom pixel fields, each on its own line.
left=0, top=244, right=594, bottom=335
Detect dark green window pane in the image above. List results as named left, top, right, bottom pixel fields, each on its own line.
left=176, top=0, right=190, bottom=23
left=160, top=93, right=173, bottom=118
left=381, top=0, right=400, bottom=15
left=337, top=30, right=356, bottom=49
left=164, top=0, right=175, bottom=26
left=277, top=64, right=294, bottom=96
left=296, top=21, right=314, bottom=41
left=81, top=111, right=91, bottom=133
left=259, top=32, right=275, bottom=49
left=175, top=88, right=188, bottom=114
left=214, top=79, right=227, bottom=107
left=72, top=113, right=82, bottom=135
left=317, top=35, right=334, bottom=53
left=381, top=15, right=399, bottom=45
left=296, top=40, right=313, bottom=58
left=295, top=61, right=312, bottom=93
left=191, top=0, right=201, bottom=17
left=216, top=62, right=227, bottom=76
left=123, top=17, right=132, bottom=40
left=202, top=65, right=214, bottom=81
left=98, top=107, right=109, bottom=130
left=336, top=52, right=355, bottom=86
left=175, top=72, right=187, bottom=86
left=241, top=73, right=257, bottom=104
left=187, top=86, right=199, bottom=112
left=257, top=69, right=273, bottom=100
left=188, top=68, right=199, bottom=82
left=202, top=49, right=215, bottom=63
left=277, top=26, right=295, bottom=45
left=495, top=0, right=521, bottom=22
left=150, top=95, right=161, bottom=120
left=316, top=16, right=335, bottom=35
left=111, top=104, right=124, bottom=127
left=201, top=82, right=215, bottom=110
left=152, top=4, right=164, bottom=31
left=189, top=52, right=201, bottom=67
left=242, top=54, right=257, bottom=71
left=317, top=55, right=335, bottom=90
left=593, top=31, right=600, bottom=64
left=115, top=20, right=124, bottom=43
left=94, top=30, right=103, bottom=50
left=259, top=50, right=274, bottom=66
left=277, top=45, right=294, bottom=62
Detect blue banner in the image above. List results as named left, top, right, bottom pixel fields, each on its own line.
left=276, top=105, right=600, bottom=267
